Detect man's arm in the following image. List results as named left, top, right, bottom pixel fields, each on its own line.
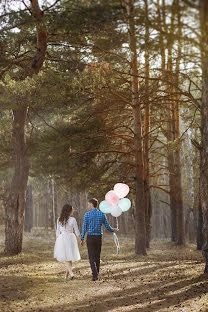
left=103, top=214, right=115, bottom=232
left=81, top=213, right=88, bottom=241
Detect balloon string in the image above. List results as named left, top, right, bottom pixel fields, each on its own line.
left=113, top=233, right=120, bottom=254
left=113, top=217, right=120, bottom=254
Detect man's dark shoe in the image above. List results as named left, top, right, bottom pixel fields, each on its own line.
left=92, top=276, right=98, bottom=281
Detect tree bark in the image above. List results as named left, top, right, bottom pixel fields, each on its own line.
left=158, top=0, right=177, bottom=242
left=24, top=185, right=33, bottom=232
left=174, top=0, right=185, bottom=246
left=4, top=106, right=29, bottom=254
left=51, top=179, right=57, bottom=230
left=4, top=0, right=47, bottom=255
left=199, top=0, right=208, bottom=273
left=167, top=0, right=178, bottom=244
left=174, top=146, right=185, bottom=245
left=197, top=201, right=203, bottom=250
left=45, top=180, right=50, bottom=231
left=160, top=0, right=185, bottom=244
left=192, top=143, right=200, bottom=246
left=127, top=0, right=146, bottom=255
left=144, top=0, right=152, bottom=248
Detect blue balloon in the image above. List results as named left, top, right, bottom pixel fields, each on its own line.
left=118, top=198, right=131, bottom=212
left=99, top=200, right=112, bottom=213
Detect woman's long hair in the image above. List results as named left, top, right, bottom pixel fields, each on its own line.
left=59, top=204, right=72, bottom=226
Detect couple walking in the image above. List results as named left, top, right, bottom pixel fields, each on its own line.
left=54, top=198, right=118, bottom=281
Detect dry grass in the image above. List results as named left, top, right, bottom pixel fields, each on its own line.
left=0, top=227, right=208, bottom=312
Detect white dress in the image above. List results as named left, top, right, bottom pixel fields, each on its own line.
left=54, top=217, right=81, bottom=262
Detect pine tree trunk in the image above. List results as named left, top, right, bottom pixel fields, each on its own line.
left=121, top=214, right=127, bottom=234
left=4, top=0, right=47, bottom=255
left=166, top=1, right=178, bottom=243
left=197, top=202, right=203, bottom=250
left=199, top=0, right=208, bottom=273
left=174, top=148, right=185, bottom=245
left=4, top=106, right=29, bottom=254
left=173, top=103, right=185, bottom=245
left=24, top=185, right=33, bottom=232
left=144, top=0, right=152, bottom=249
left=192, top=144, right=200, bottom=246
left=162, top=0, right=185, bottom=244
left=51, top=179, right=56, bottom=230
left=174, top=0, right=185, bottom=245
left=158, top=0, right=177, bottom=242
left=54, top=183, right=58, bottom=225
left=45, top=180, right=50, bottom=231
left=167, top=86, right=177, bottom=243
left=127, top=0, right=146, bottom=255
left=167, top=141, right=177, bottom=242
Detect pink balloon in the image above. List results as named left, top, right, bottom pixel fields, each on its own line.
left=114, top=183, right=129, bottom=199
left=105, top=191, right=119, bottom=206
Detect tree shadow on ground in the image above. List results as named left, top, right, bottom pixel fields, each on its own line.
left=0, top=275, right=35, bottom=303
left=0, top=252, right=53, bottom=268
left=30, top=273, right=208, bottom=312
left=98, top=260, right=198, bottom=281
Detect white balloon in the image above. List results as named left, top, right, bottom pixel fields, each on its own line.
left=111, top=205, right=122, bottom=217
left=114, top=183, right=130, bottom=199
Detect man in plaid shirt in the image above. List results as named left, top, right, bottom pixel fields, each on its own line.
left=81, top=198, right=118, bottom=281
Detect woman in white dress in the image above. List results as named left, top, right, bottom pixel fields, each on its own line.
left=54, top=204, right=81, bottom=279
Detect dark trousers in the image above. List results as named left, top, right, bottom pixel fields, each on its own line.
left=87, top=235, right=102, bottom=279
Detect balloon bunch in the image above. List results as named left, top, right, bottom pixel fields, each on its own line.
left=99, top=183, right=131, bottom=217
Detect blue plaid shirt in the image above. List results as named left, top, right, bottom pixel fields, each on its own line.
left=81, top=208, right=114, bottom=240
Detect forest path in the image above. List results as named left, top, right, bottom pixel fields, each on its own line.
left=0, top=228, right=207, bottom=312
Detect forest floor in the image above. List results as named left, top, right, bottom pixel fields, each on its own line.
left=0, top=226, right=208, bottom=312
